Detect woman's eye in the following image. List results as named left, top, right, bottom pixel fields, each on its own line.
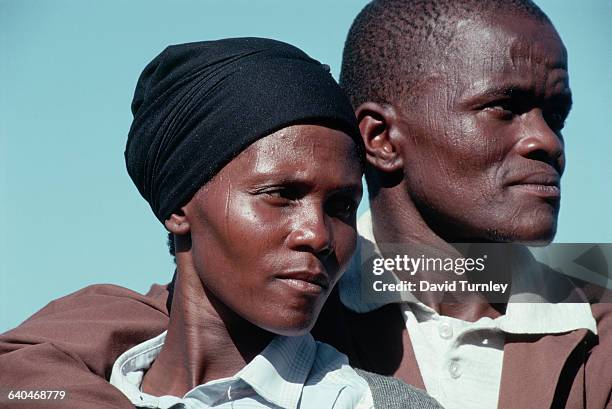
left=326, top=197, right=357, bottom=219
left=267, top=190, right=293, bottom=200
left=261, top=185, right=305, bottom=203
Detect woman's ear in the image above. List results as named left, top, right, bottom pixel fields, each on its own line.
left=355, top=102, right=404, bottom=173
left=164, top=211, right=191, bottom=235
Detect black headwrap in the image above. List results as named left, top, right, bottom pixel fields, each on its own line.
left=125, top=37, right=361, bottom=223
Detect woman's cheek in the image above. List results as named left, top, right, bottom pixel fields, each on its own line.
left=340, top=232, right=358, bottom=270
left=229, top=197, right=289, bottom=251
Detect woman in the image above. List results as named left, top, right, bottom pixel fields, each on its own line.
left=108, top=37, right=368, bottom=408
left=0, top=37, right=442, bottom=409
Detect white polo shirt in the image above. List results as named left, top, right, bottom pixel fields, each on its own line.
left=339, top=210, right=597, bottom=409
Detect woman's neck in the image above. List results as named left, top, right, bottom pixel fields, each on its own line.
left=141, top=263, right=274, bottom=397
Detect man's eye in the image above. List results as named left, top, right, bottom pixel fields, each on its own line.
left=484, top=102, right=514, bottom=119
left=544, top=110, right=567, bottom=132
left=483, top=94, right=534, bottom=120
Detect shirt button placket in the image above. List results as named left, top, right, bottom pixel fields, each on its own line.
left=449, top=360, right=462, bottom=379
left=439, top=322, right=453, bottom=339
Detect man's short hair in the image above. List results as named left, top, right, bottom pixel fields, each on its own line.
left=168, top=232, right=176, bottom=260
left=339, top=0, right=551, bottom=109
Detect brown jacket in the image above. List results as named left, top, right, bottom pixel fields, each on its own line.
left=0, top=284, right=170, bottom=409
left=0, top=284, right=610, bottom=409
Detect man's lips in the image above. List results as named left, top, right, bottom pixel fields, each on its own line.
left=507, top=172, right=561, bottom=198
left=275, top=270, right=330, bottom=294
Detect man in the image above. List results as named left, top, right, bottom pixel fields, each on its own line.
left=329, top=1, right=610, bottom=408
left=1, top=1, right=610, bottom=408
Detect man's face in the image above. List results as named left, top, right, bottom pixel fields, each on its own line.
left=181, top=125, right=362, bottom=336
left=396, top=15, right=571, bottom=244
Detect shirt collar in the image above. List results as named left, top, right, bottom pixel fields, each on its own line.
left=339, top=210, right=597, bottom=335
left=237, top=333, right=317, bottom=409
left=110, top=331, right=318, bottom=409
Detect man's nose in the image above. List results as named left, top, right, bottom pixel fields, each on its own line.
left=287, top=208, right=334, bottom=256
left=515, top=110, right=565, bottom=174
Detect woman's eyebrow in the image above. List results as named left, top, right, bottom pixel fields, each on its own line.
left=247, top=173, right=362, bottom=193
left=330, top=184, right=363, bottom=195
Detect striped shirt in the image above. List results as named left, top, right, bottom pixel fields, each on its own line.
left=110, top=331, right=374, bottom=409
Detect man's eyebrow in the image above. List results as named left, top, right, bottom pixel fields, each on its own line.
left=461, top=82, right=572, bottom=106
left=458, top=83, right=526, bottom=108
left=470, top=83, right=534, bottom=98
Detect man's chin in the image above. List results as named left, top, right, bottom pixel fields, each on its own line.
left=517, top=235, right=556, bottom=246
left=504, top=231, right=556, bottom=246
left=484, top=220, right=557, bottom=245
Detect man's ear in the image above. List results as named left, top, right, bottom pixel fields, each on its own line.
left=164, top=211, right=191, bottom=235
left=355, top=102, right=404, bottom=173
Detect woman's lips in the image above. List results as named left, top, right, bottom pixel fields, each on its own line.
left=274, top=271, right=330, bottom=295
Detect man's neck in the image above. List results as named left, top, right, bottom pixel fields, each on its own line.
left=369, top=191, right=506, bottom=321
left=370, top=192, right=454, bottom=253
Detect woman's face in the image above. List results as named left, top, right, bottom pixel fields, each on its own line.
left=179, top=125, right=363, bottom=336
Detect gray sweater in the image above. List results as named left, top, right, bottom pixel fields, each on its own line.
left=355, top=369, right=444, bottom=409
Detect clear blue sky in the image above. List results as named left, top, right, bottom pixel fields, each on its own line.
left=1, top=0, right=610, bottom=332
